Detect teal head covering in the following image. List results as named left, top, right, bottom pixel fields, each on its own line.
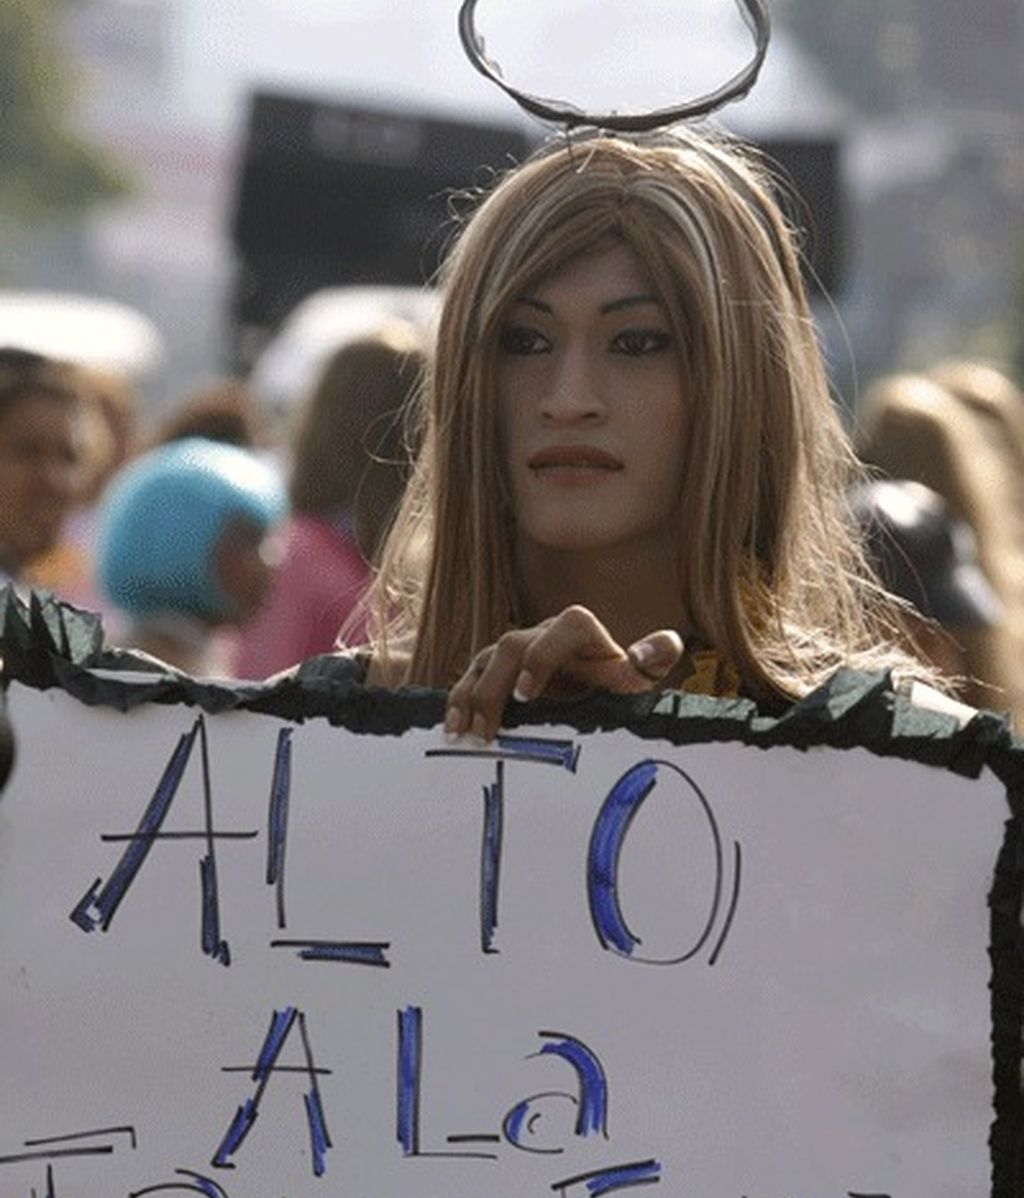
left=97, top=438, right=286, bottom=620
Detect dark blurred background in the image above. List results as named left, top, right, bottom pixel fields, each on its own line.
left=1, top=0, right=1021, bottom=412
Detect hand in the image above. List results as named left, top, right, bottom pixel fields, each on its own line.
left=444, top=605, right=684, bottom=742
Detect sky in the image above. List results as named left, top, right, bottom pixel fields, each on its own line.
left=173, top=0, right=841, bottom=137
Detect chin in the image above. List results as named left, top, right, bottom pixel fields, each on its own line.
left=525, top=523, right=634, bottom=553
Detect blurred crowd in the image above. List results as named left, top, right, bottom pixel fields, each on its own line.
left=1, top=312, right=1024, bottom=729
left=0, top=314, right=425, bottom=680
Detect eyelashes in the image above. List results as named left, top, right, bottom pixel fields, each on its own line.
left=499, top=325, right=551, bottom=356
left=498, top=325, right=673, bottom=358
left=610, top=329, right=672, bottom=356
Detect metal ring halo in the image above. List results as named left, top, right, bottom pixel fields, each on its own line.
left=457, top=0, right=771, bottom=133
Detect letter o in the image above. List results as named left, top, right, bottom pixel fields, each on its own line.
left=587, top=759, right=723, bottom=964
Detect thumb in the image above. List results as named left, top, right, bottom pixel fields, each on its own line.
left=626, top=630, right=685, bottom=683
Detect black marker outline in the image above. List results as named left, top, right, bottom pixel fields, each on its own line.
left=588, top=758, right=742, bottom=967
left=550, top=1157, right=661, bottom=1194
left=70, top=721, right=201, bottom=934
left=221, top=1066, right=332, bottom=1076
left=270, top=939, right=391, bottom=967
left=502, top=1089, right=577, bottom=1156
left=0, top=1146, right=113, bottom=1166
left=426, top=733, right=581, bottom=772
left=100, top=832, right=256, bottom=843
left=23, top=1126, right=136, bottom=1150
left=69, top=715, right=253, bottom=966
left=429, top=733, right=581, bottom=957
left=708, top=840, right=742, bottom=967
left=395, top=1006, right=501, bottom=1161
left=481, top=761, right=504, bottom=954
left=131, top=1168, right=230, bottom=1197
left=266, top=727, right=293, bottom=930
left=212, top=1006, right=332, bottom=1176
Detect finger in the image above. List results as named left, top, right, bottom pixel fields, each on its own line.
left=445, top=649, right=493, bottom=738
left=466, top=630, right=539, bottom=740
left=446, top=630, right=537, bottom=742
left=514, top=606, right=624, bottom=701
left=626, top=630, right=685, bottom=684
left=529, top=625, right=684, bottom=697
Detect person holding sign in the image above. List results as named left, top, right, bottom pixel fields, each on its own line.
left=356, top=130, right=946, bottom=738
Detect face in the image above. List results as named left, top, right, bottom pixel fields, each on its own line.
left=0, top=395, right=82, bottom=573
left=213, top=516, right=280, bottom=622
left=497, top=241, right=687, bottom=558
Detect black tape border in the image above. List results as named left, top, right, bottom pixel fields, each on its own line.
left=2, top=587, right=1022, bottom=1190
left=990, top=817, right=1024, bottom=1193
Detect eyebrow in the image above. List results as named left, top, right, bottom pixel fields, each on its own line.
left=514, top=294, right=662, bottom=315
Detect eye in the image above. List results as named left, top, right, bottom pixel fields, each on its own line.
left=499, top=325, right=551, bottom=356
left=610, top=328, right=672, bottom=356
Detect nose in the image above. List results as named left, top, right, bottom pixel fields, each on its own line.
left=539, top=341, right=606, bottom=424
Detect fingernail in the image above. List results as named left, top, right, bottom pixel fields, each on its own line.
left=444, top=705, right=463, bottom=739
left=513, top=670, right=534, bottom=702
left=628, top=640, right=653, bottom=667
left=471, top=712, right=489, bottom=743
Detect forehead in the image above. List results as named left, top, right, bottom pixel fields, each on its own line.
left=523, top=241, right=658, bottom=306
left=0, top=392, right=79, bottom=439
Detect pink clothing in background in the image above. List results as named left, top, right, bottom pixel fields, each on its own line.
left=232, top=514, right=370, bottom=679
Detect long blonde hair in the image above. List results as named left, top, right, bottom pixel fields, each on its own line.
left=369, top=130, right=928, bottom=698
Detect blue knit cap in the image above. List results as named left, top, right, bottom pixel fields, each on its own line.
left=97, top=438, right=287, bottom=620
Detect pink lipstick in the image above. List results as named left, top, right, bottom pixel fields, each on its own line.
left=528, top=446, right=623, bottom=471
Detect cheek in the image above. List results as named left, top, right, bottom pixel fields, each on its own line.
left=637, top=398, right=689, bottom=522
left=646, top=391, right=688, bottom=469
left=3, top=465, right=44, bottom=509
left=47, top=462, right=81, bottom=501
left=0, top=462, right=21, bottom=498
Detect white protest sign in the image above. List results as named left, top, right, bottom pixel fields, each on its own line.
left=0, top=680, right=1014, bottom=1197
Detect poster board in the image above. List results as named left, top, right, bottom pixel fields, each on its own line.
left=1, top=593, right=1022, bottom=1197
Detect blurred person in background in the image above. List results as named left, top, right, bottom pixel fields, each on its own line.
left=927, top=359, right=1024, bottom=435
left=847, top=478, right=1002, bottom=692
left=923, top=358, right=1024, bottom=612
left=96, top=437, right=286, bottom=676
left=24, top=365, right=140, bottom=620
left=856, top=368, right=1024, bottom=722
left=232, top=321, right=425, bottom=679
left=0, top=348, right=85, bottom=592
left=89, top=366, right=141, bottom=482
left=150, top=377, right=268, bottom=451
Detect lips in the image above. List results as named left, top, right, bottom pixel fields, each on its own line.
left=528, top=446, right=623, bottom=471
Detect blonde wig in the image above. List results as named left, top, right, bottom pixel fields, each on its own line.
left=370, top=131, right=928, bottom=698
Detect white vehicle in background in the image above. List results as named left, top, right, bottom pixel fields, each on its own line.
left=0, top=291, right=165, bottom=381
left=247, top=285, right=438, bottom=417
